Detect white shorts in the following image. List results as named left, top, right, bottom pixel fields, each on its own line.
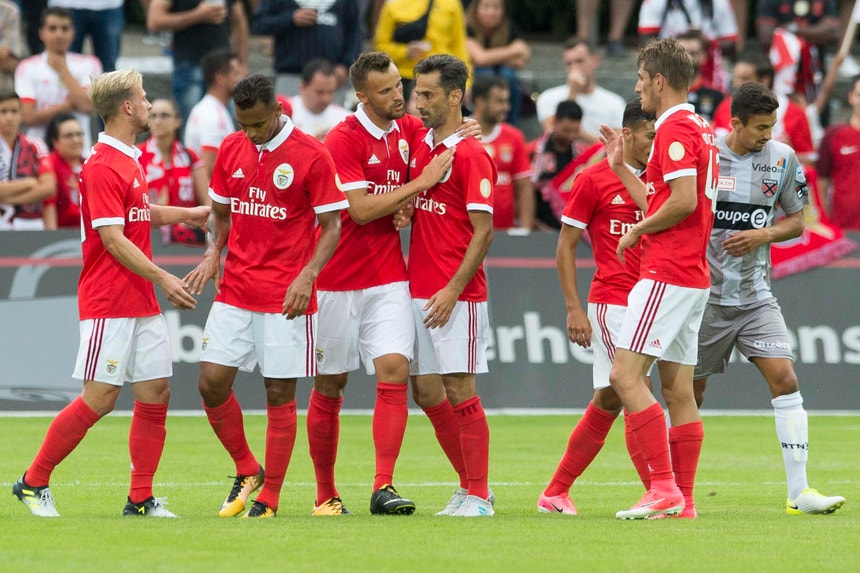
left=410, top=299, right=490, bottom=376
left=617, top=280, right=708, bottom=365
left=588, top=303, right=625, bottom=390
left=201, top=301, right=317, bottom=379
left=317, top=282, right=414, bottom=376
left=73, top=315, right=172, bottom=385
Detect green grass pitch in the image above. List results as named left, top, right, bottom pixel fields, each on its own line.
left=0, top=413, right=856, bottom=572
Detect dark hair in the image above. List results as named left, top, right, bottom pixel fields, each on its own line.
left=0, top=90, right=20, bottom=104
left=350, top=51, right=395, bottom=91
left=466, top=0, right=512, bottom=49
left=675, top=29, right=705, bottom=50
left=471, top=74, right=509, bottom=103
left=45, top=112, right=79, bottom=151
left=730, top=82, right=779, bottom=124
left=301, top=58, right=336, bottom=85
left=622, top=97, right=655, bottom=129
left=555, top=99, right=583, bottom=122
left=233, top=74, right=276, bottom=110
left=201, top=48, right=238, bottom=88
left=563, top=37, right=591, bottom=53
left=637, top=37, right=695, bottom=91
left=735, top=50, right=774, bottom=85
left=414, top=54, right=469, bottom=94
left=40, top=6, right=72, bottom=27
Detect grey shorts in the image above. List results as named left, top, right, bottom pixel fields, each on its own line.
left=694, top=299, right=795, bottom=379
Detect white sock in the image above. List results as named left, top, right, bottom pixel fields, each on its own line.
left=772, top=391, right=809, bottom=499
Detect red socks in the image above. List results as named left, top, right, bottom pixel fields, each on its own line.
left=26, top=396, right=100, bottom=486
left=626, top=402, right=674, bottom=483
left=372, top=382, right=408, bottom=491
left=307, top=389, right=342, bottom=505
left=128, top=401, right=168, bottom=503
left=453, top=396, right=490, bottom=500
left=255, top=401, right=297, bottom=511
left=203, top=391, right=259, bottom=476
left=624, top=409, right=651, bottom=489
left=544, top=402, right=616, bottom=496
left=423, top=399, right=467, bottom=489
left=669, top=420, right=704, bottom=508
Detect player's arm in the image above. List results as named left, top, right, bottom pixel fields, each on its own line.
left=514, top=177, right=535, bottom=230
left=97, top=224, right=197, bottom=309
left=556, top=223, right=591, bottom=347
left=345, top=148, right=454, bottom=225
left=282, top=209, right=341, bottom=319
left=423, top=210, right=493, bottom=329
left=721, top=208, right=804, bottom=257
left=185, top=200, right=230, bottom=295
left=617, top=175, right=697, bottom=261
left=149, top=203, right=210, bottom=227
left=42, top=202, right=58, bottom=230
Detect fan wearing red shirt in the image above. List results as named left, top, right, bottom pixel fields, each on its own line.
left=607, top=38, right=718, bottom=520
left=538, top=99, right=655, bottom=516
left=42, top=114, right=84, bottom=229
left=409, top=55, right=496, bottom=517
left=12, top=70, right=207, bottom=519
left=311, top=52, right=455, bottom=517
left=185, top=75, right=348, bottom=519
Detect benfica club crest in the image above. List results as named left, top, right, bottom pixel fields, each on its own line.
left=761, top=178, right=778, bottom=198
left=315, top=348, right=324, bottom=363
left=106, top=360, right=118, bottom=375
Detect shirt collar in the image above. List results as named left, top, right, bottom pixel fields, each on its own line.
left=98, top=132, right=142, bottom=160
left=423, top=129, right=463, bottom=150
left=256, top=115, right=294, bottom=152
left=482, top=123, right=502, bottom=144
left=355, top=104, right=400, bottom=140
left=655, top=102, right=695, bottom=129
left=624, top=162, right=644, bottom=178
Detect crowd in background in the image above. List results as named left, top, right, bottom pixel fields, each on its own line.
left=1, top=0, right=860, bottom=235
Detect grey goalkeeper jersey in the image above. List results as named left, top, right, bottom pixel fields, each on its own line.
left=709, top=137, right=808, bottom=306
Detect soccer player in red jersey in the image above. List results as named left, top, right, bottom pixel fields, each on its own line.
left=311, top=52, right=455, bottom=516
left=12, top=69, right=208, bottom=518
left=185, top=74, right=348, bottom=519
left=471, top=74, right=534, bottom=231
left=606, top=38, right=719, bottom=520
left=538, top=98, right=656, bottom=515
left=409, top=54, right=496, bottom=517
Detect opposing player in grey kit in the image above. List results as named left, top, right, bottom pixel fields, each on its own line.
left=694, top=81, right=844, bottom=515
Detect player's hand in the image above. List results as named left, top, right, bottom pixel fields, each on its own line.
left=393, top=203, right=414, bottom=230
left=415, top=147, right=454, bottom=189
left=422, top=287, right=458, bottom=329
left=159, top=272, right=196, bottom=310
left=196, top=1, right=227, bottom=24
left=721, top=230, right=766, bottom=257
left=599, top=124, right=624, bottom=171
left=616, top=225, right=641, bottom=263
left=457, top=117, right=482, bottom=140
left=184, top=205, right=210, bottom=228
left=293, top=8, right=318, bottom=27
left=566, top=307, right=592, bottom=348
left=46, top=52, right=69, bottom=74
left=184, top=250, right=221, bottom=295
left=282, top=268, right=314, bottom=319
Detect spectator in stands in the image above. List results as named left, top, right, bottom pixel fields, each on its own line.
left=48, top=0, right=123, bottom=72
left=471, top=74, right=534, bottom=231
left=374, top=0, right=471, bottom=98
left=818, top=75, right=860, bottom=231
left=574, top=0, right=636, bottom=57
left=638, top=0, right=738, bottom=92
left=530, top=100, right=589, bottom=230
left=676, top=30, right=724, bottom=121
left=139, top=98, right=210, bottom=246
left=0, top=1, right=23, bottom=93
left=14, top=6, right=100, bottom=153
left=465, top=0, right=531, bottom=125
left=147, top=0, right=249, bottom=123
left=184, top=49, right=244, bottom=177
left=535, top=38, right=626, bottom=142
left=42, top=112, right=83, bottom=229
left=288, top=59, right=350, bottom=141
left=20, top=0, right=48, bottom=56
left=0, top=91, right=56, bottom=230
left=252, top=0, right=361, bottom=106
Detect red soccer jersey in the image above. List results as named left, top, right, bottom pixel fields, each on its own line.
left=482, top=123, right=533, bottom=229
left=43, top=151, right=81, bottom=228
left=318, top=107, right=423, bottom=290
left=560, top=159, right=644, bottom=306
left=642, top=103, right=718, bottom=289
left=818, top=123, right=860, bottom=230
left=137, top=137, right=203, bottom=209
left=209, top=118, right=348, bottom=314
left=78, top=135, right=160, bottom=320
left=408, top=131, right=496, bottom=302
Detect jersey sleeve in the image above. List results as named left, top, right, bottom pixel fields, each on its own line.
left=637, top=0, right=665, bottom=35
left=13, top=60, right=35, bottom=103
left=308, top=147, right=349, bottom=213
left=208, top=141, right=231, bottom=204
left=779, top=152, right=808, bottom=213
left=86, top=164, right=130, bottom=228
left=461, top=146, right=496, bottom=213
left=656, top=120, right=701, bottom=182
left=324, top=127, right=367, bottom=191
left=561, top=169, right=597, bottom=229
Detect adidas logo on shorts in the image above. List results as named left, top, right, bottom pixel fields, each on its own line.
left=648, top=339, right=662, bottom=349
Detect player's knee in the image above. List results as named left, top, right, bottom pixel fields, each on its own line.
left=769, top=370, right=799, bottom=397
left=592, top=388, right=623, bottom=414
left=314, top=374, right=348, bottom=398
left=693, top=379, right=707, bottom=409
